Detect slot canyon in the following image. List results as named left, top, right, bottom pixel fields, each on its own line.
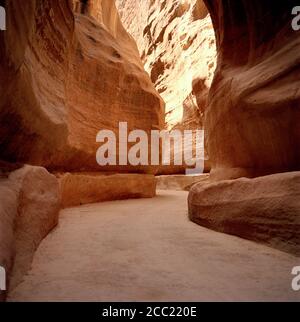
left=0, top=0, right=299, bottom=302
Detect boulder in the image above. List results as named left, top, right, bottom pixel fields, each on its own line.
left=189, top=172, right=300, bottom=256
left=0, top=165, right=60, bottom=299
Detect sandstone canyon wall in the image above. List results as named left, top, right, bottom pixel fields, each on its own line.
left=189, top=0, right=300, bottom=255
left=116, top=0, right=216, bottom=131
left=204, top=0, right=300, bottom=180
left=0, top=0, right=163, bottom=299
left=0, top=0, right=299, bottom=299
left=0, top=0, right=164, bottom=173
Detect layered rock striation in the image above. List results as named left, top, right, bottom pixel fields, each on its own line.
left=116, top=0, right=216, bottom=131
left=204, top=0, right=300, bottom=180
left=0, top=0, right=164, bottom=173
left=189, top=0, right=300, bottom=254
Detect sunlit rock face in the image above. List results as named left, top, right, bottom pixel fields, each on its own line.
left=116, top=0, right=216, bottom=130
left=0, top=0, right=164, bottom=173
left=204, top=0, right=300, bottom=180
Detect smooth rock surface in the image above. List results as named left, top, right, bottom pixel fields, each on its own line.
left=0, top=0, right=164, bottom=173
left=189, top=172, right=300, bottom=256
left=0, top=165, right=60, bottom=299
left=59, top=172, right=156, bottom=208
left=203, top=0, right=300, bottom=180
left=8, top=191, right=299, bottom=302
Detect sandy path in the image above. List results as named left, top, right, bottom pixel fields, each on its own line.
left=9, top=191, right=299, bottom=301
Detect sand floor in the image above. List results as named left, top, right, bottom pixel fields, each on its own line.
left=9, top=191, right=299, bottom=301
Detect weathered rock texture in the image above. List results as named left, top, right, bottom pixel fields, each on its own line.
left=116, top=0, right=216, bottom=130
left=0, top=166, right=60, bottom=300
left=181, top=1, right=300, bottom=256
left=204, top=0, right=300, bottom=180
left=59, top=172, right=156, bottom=208
left=0, top=0, right=164, bottom=173
left=189, top=172, right=300, bottom=256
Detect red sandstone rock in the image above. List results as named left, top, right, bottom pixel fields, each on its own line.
left=0, top=0, right=164, bottom=173
left=189, top=171, right=300, bottom=256
left=203, top=0, right=300, bottom=180
left=0, top=166, right=60, bottom=299
left=187, top=1, right=300, bottom=255
left=116, top=0, right=216, bottom=130
left=116, top=0, right=215, bottom=174
left=0, top=0, right=298, bottom=270
left=59, top=172, right=156, bottom=208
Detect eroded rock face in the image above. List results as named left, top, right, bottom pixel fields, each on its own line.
left=188, top=1, right=300, bottom=255
left=0, top=0, right=164, bottom=173
left=188, top=172, right=300, bottom=256
left=59, top=172, right=156, bottom=208
left=204, top=0, right=300, bottom=180
left=116, top=0, right=216, bottom=130
left=0, top=166, right=60, bottom=299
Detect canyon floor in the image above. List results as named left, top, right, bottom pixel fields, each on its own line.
left=8, top=191, right=299, bottom=302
